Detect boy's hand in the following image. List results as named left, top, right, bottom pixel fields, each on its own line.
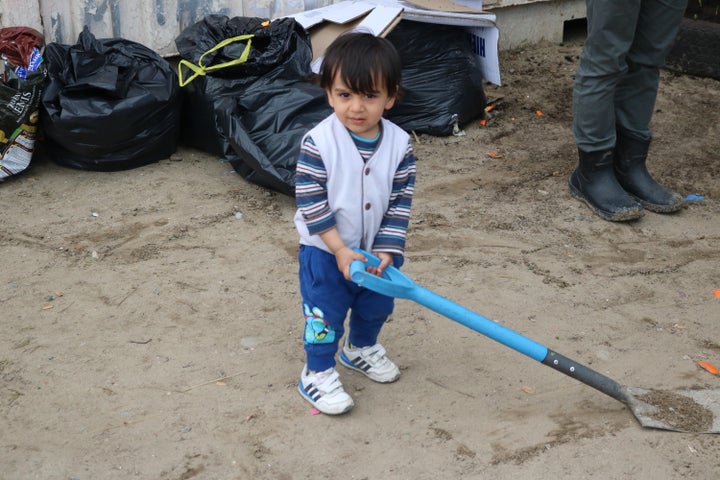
left=334, top=246, right=366, bottom=281
left=319, top=228, right=365, bottom=280
left=367, top=251, right=393, bottom=277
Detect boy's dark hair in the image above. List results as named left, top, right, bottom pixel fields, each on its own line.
left=320, top=31, right=401, bottom=97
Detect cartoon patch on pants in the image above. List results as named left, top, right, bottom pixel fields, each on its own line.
left=303, top=304, right=335, bottom=344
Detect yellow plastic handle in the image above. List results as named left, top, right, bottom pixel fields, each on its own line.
left=178, top=34, right=254, bottom=87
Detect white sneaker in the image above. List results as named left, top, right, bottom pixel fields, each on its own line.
left=339, top=340, right=400, bottom=383
left=298, top=366, right=354, bottom=415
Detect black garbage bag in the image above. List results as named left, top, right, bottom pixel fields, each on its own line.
left=176, top=15, right=311, bottom=82
left=175, top=15, right=314, bottom=156
left=0, top=27, right=46, bottom=181
left=41, top=27, right=181, bottom=171
left=216, top=77, right=332, bottom=196
left=385, top=21, right=487, bottom=136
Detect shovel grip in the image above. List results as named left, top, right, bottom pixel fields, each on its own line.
left=542, top=350, right=627, bottom=403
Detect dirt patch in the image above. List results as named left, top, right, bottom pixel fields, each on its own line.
left=638, top=389, right=714, bottom=432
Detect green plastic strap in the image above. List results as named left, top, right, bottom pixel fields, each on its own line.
left=178, top=34, right=254, bottom=87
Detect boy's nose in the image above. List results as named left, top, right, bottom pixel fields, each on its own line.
left=349, top=96, right=364, bottom=111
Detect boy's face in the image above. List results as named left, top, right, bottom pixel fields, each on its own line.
left=326, top=71, right=396, bottom=140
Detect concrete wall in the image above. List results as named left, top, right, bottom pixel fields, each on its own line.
left=0, top=0, right=586, bottom=54
left=0, top=0, right=335, bottom=56
left=489, top=0, right=586, bottom=50
left=1, top=0, right=43, bottom=32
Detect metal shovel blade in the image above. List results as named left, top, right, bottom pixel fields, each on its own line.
left=621, top=386, right=720, bottom=434
left=350, top=249, right=720, bottom=434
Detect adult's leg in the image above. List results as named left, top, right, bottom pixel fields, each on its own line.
left=569, top=0, right=645, bottom=221
left=613, top=0, right=687, bottom=212
left=573, top=0, right=641, bottom=151
left=615, top=0, right=688, bottom=139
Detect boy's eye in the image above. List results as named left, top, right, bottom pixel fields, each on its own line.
left=365, top=93, right=377, bottom=99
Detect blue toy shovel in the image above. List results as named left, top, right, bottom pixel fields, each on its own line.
left=350, top=249, right=720, bottom=434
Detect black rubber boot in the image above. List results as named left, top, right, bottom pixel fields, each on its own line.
left=568, top=148, right=644, bottom=221
left=614, top=132, right=684, bottom=213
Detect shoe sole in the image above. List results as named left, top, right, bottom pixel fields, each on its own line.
left=297, top=382, right=353, bottom=415
left=634, top=196, right=685, bottom=213
left=339, top=350, right=400, bottom=383
left=568, top=182, right=644, bottom=222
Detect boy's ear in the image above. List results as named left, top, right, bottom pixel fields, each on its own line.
left=384, top=86, right=399, bottom=110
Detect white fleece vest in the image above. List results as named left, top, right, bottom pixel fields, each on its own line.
left=295, top=113, right=409, bottom=253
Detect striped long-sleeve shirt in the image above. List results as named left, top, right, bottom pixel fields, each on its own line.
left=294, top=114, right=416, bottom=256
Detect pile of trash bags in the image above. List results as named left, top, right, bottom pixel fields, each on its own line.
left=2, top=16, right=487, bottom=196
left=173, top=17, right=487, bottom=195
left=175, top=15, right=331, bottom=196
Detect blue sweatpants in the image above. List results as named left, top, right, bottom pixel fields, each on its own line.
left=298, top=245, right=402, bottom=372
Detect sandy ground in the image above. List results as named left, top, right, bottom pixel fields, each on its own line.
left=2, top=39, right=720, bottom=480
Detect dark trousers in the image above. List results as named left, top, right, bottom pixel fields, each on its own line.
left=573, top=0, right=687, bottom=151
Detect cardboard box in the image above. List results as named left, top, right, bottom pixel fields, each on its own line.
left=289, top=2, right=404, bottom=67
left=288, top=0, right=501, bottom=85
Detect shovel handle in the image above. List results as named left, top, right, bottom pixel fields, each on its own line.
left=350, top=249, right=548, bottom=361
left=350, top=249, right=628, bottom=404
